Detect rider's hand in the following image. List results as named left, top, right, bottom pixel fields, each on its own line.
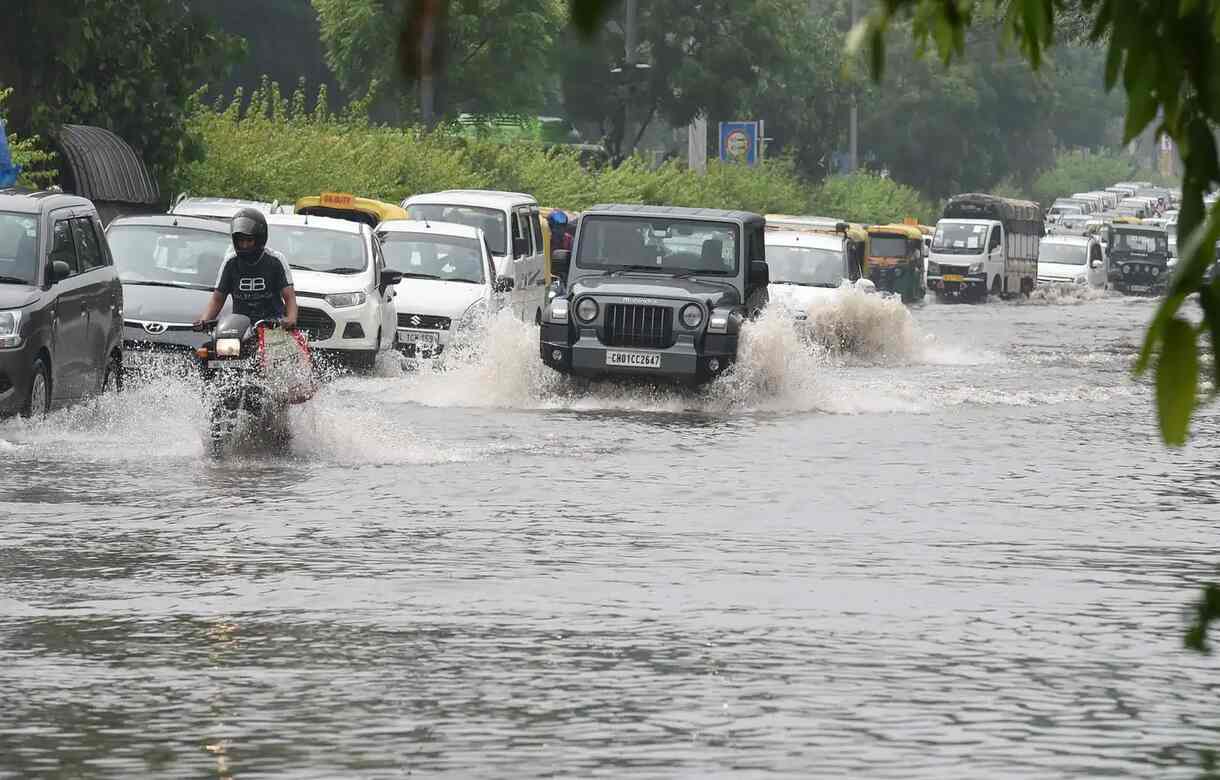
left=192, top=319, right=207, bottom=332
left=280, top=317, right=296, bottom=330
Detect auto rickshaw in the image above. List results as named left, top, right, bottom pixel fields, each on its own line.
left=294, top=192, right=408, bottom=227
left=865, top=223, right=927, bottom=302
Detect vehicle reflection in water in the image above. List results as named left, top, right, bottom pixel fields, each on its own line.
left=1, top=296, right=1219, bottom=777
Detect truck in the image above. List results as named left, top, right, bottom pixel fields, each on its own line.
left=926, top=193, right=1042, bottom=302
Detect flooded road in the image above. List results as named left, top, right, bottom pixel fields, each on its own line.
left=2, top=291, right=1219, bottom=778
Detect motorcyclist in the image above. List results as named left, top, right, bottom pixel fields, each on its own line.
left=195, top=208, right=298, bottom=329
left=548, top=209, right=573, bottom=252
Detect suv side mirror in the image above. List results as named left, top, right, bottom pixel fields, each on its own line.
left=749, top=259, right=769, bottom=287
left=513, top=237, right=529, bottom=258
left=550, top=249, right=570, bottom=277
left=49, top=260, right=72, bottom=284
left=379, top=269, right=403, bottom=291
left=494, top=276, right=514, bottom=292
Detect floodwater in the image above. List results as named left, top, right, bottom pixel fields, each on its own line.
left=2, top=289, right=1219, bottom=778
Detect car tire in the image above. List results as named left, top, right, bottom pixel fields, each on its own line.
left=351, top=329, right=380, bottom=373
left=22, top=357, right=51, bottom=419
left=102, top=351, right=123, bottom=393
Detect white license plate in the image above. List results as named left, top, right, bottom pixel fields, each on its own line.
left=399, top=329, right=439, bottom=346
left=605, top=350, right=662, bottom=368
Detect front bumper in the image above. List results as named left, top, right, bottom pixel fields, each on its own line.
left=0, top=346, right=34, bottom=415
left=297, top=299, right=382, bottom=352
left=1109, top=263, right=1167, bottom=294
left=540, top=321, right=737, bottom=384
left=928, top=273, right=987, bottom=295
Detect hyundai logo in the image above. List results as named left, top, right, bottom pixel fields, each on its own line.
left=143, top=322, right=167, bottom=334
left=410, top=315, right=422, bottom=326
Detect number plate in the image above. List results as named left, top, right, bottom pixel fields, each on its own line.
left=605, top=350, right=662, bottom=368
left=942, top=274, right=964, bottom=282
left=398, top=329, right=438, bottom=346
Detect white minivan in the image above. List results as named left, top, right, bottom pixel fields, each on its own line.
left=265, top=214, right=400, bottom=370
left=1037, top=234, right=1107, bottom=289
left=376, top=220, right=509, bottom=359
left=401, top=190, right=548, bottom=324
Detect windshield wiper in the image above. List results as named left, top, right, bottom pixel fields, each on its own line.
left=605, top=264, right=666, bottom=276
left=446, top=277, right=482, bottom=284
left=0, top=275, right=33, bottom=285
left=394, top=272, right=443, bottom=280
left=324, top=266, right=365, bottom=274
left=122, top=279, right=213, bottom=291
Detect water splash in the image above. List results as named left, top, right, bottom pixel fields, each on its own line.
left=1025, top=284, right=1114, bottom=305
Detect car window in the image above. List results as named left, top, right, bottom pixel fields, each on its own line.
left=50, top=219, right=80, bottom=276
left=988, top=228, right=1002, bottom=251
left=530, top=209, right=544, bottom=255
left=514, top=209, right=532, bottom=256
left=71, top=217, right=105, bottom=271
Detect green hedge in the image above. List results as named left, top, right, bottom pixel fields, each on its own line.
left=1029, top=150, right=1137, bottom=207
left=809, top=172, right=938, bottom=225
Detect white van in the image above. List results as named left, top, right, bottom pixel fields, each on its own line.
left=401, top=190, right=548, bottom=324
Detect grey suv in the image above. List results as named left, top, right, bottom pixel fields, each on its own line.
left=540, top=205, right=769, bottom=385
left=0, top=189, right=124, bottom=416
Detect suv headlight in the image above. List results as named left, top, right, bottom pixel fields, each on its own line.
left=575, top=298, right=599, bottom=323
left=325, top=291, right=366, bottom=308
left=0, top=310, right=22, bottom=348
left=547, top=298, right=569, bottom=323
left=680, top=304, right=703, bottom=329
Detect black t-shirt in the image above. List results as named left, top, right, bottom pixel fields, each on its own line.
left=216, top=249, right=293, bottom=321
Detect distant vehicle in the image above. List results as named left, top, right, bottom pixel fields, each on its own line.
left=1046, top=202, right=1085, bottom=223
left=764, top=228, right=872, bottom=315
left=105, top=214, right=231, bottom=359
left=1049, top=214, right=1092, bottom=237
left=1037, top=234, right=1107, bottom=289
left=376, top=220, right=511, bottom=361
left=927, top=193, right=1042, bottom=301
left=402, top=190, right=548, bottom=324
left=541, top=204, right=769, bottom=385
left=170, top=194, right=290, bottom=220
left=0, top=188, right=123, bottom=416
left=1106, top=223, right=1170, bottom=295
left=294, top=192, right=407, bottom=227
left=265, top=214, right=402, bottom=370
left=864, top=223, right=927, bottom=302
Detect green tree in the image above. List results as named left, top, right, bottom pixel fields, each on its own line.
left=0, top=88, right=56, bottom=189
left=0, top=0, right=239, bottom=188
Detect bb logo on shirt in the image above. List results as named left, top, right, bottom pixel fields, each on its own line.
left=239, top=277, right=267, bottom=292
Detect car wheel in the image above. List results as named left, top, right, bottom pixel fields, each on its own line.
left=102, top=351, right=123, bottom=393
left=990, top=276, right=1003, bottom=300
left=22, top=357, right=51, bottom=419
left=351, top=329, right=380, bottom=373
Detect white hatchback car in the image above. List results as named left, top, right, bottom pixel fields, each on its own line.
left=265, top=214, right=401, bottom=370
left=376, top=220, right=509, bottom=359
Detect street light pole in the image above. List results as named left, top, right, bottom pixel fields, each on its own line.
left=849, top=0, right=859, bottom=172
left=623, top=0, right=639, bottom=158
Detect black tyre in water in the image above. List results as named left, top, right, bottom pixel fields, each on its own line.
left=22, top=357, right=51, bottom=418
left=102, top=351, right=123, bottom=393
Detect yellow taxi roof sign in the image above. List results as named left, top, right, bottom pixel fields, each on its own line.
left=902, top=216, right=918, bottom=226
left=320, top=192, right=356, bottom=208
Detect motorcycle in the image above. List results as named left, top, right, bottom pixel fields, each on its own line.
left=193, top=314, right=316, bottom=456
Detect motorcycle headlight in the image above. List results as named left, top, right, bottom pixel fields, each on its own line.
left=575, top=298, right=599, bottom=323
left=216, top=338, right=242, bottom=357
left=680, top=304, right=703, bottom=329
left=0, top=310, right=22, bottom=348
left=547, top=298, right=569, bottom=323
left=325, top=291, right=366, bottom=308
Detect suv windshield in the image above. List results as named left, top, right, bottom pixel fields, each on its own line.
left=271, top=225, right=367, bottom=274
left=1039, top=242, right=1087, bottom=265
left=405, top=205, right=507, bottom=255
left=0, top=212, right=39, bottom=285
left=932, top=223, right=986, bottom=255
left=108, top=225, right=229, bottom=288
left=766, top=244, right=844, bottom=286
left=576, top=216, right=739, bottom=275
left=1112, top=231, right=1168, bottom=254
left=380, top=232, right=485, bottom=283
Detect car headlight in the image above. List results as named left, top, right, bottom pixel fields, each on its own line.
left=575, top=298, right=598, bottom=323
left=547, top=298, right=569, bottom=323
left=968, top=262, right=984, bottom=274
left=680, top=304, right=703, bottom=329
left=216, top=337, right=242, bottom=357
left=1075, top=275, right=1088, bottom=285
left=1151, top=266, right=1161, bottom=277
left=325, top=291, right=366, bottom=308
left=927, top=261, right=940, bottom=275
left=708, top=309, right=741, bottom=333
left=0, top=310, right=22, bottom=348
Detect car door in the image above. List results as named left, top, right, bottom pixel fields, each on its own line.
left=509, top=209, right=531, bottom=319
left=70, top=213, right=114, bottom=390
left=46, top=214, right=90, bottom=401
left=370, top=233, right=395, bottom=350
left=987, top=225, right=1004, bottom=283
left=1088, top=241, right=1106, bottom=287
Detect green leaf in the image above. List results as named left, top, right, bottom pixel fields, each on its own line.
left=1155, top=317, right=1199, bottom=446
left=569, top=0, right=616, bottom=37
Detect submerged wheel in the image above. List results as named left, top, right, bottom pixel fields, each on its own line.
left=102, top=351, right=123, bottom=393
left=351, top=330, right=380, bottom=373
left=22, top=357, right=51, bottom=418
left=991, top=276, right=1003, bottom=300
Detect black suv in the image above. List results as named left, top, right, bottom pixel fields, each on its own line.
left=0, top=189, right=124, bottom=416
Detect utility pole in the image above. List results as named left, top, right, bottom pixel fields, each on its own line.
left=848, top=0, right=859, bottom=172
left=623, top=0, right=639, bottom=158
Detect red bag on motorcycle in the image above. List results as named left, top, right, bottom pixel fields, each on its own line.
left=257, top=326, right=318, bottom=404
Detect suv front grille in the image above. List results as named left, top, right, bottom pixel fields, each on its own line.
left=397, top=313, right=451, bottom=330
left=603, top=304, right=674, bottom=349
left=296, top=306, right=336, bottom=341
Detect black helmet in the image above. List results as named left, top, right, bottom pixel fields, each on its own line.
left=230, top=208, right=268, bottom=261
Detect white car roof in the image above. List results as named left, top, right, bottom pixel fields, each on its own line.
left=266, top=213, right=365, bottom=234
left=765, top=230, right=842, bottom=250
left=1041, top=235, right=1091, bottom=246
left=402, top=189, right=537, bottom=210
left=377, top=219, right=481, bottom=239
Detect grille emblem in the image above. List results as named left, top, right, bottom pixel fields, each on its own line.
left=410, top=315, right=422, bottom=326
left=143, top=322, right=167, bottom=334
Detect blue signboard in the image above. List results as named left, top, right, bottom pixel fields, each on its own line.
left=0, top=118, right=20, bottom=188
left=719, top=121, right=759, bottom=166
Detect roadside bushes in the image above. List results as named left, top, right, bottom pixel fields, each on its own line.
left=0, top=87, right=56, bottom=188
left=809, top=171, right=938, bottom=224
left=1029, top=149, right=1136, bottom=207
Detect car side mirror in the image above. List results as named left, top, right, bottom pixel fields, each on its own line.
left=513, top=237, right=529, bottom=257
left=749, top=259, right=769, bottom=287
left=494, top=276, right=514, bottom=292
left=550, top=249, right=570, bottom=277
left=379, top=269, right=403, bottom=291
left=49, top=260, right=72, bottom=284
left=1090, top=259, right=1102, bottom=269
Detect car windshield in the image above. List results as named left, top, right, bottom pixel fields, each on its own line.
left=0, top=212, right=39, bottom=285
left=107, top=225, right=230, bottom=288
left=380, top=233, right=485, bottom=283
left=1039, top=242, right=1087, bottom=265
left=405, top=205, right=507, bottom=255
left=869, top=235, right=911, bottom=258
left=575, top=216, right=739, bottom=275
left=1113, top=231, right=1168, bottom=253
left=931, top=223, right=986, bottom=255
left=271, top=225, right=367, bottom=274
left=766, top=244, right=845, bottom=286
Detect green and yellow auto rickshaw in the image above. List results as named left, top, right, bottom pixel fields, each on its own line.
left=865, top=223, right=927, bottom=302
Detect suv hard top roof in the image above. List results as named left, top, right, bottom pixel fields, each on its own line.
left=584, top=203, right=764, bottom=225
left=376, top=219, right=481, bottom=239
left=267, top=213, right=366, bottom=234
left=1042, top=234, right=1092, bottom=245
left=403, top=189, right=537, bottom=210
left=765, top=229, right=843, bottom=249
left=108, top=213, right=231, bottom=233
left=0, top=187, right=94, bottom=214
left=170, top=196, right=287, bottom=219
